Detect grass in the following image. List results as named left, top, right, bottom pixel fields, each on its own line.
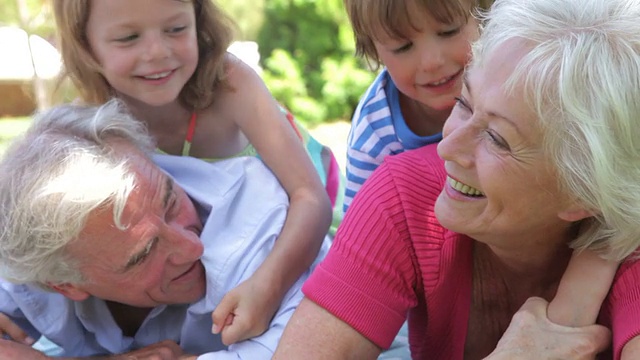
left=0, top=117, right=32, bottom=155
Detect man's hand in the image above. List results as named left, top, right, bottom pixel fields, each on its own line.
left=109, top=340, right=195, bottom=360
left=485, top=297, right=611, bottom=360
left=211, top=277, right=281, bottom=345
left=0, top=338, right=48, bottom=359
left=0, top=313, right=35, bottom=346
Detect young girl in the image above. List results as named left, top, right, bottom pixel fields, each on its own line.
left=343, top=0, right=484, bottom=213
left=52, top=0, right=338, bottom=346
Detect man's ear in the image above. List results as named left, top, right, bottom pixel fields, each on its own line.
left=49, top=283, right=91, bottom=302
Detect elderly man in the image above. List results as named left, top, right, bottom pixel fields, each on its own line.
left=0, top=100, right=329, bottom=359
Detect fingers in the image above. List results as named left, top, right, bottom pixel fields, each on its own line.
left=586, top=324, right=612, bottom=355
left=211, top=293, right=239, bottom=334
left=221, top=318, right=253, bottom=346
left=549, top=249, right=618, bottom=327
left=0, top=315, right=34, bottom=345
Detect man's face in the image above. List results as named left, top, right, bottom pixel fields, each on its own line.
left=60, top=144, right=206, bottom=307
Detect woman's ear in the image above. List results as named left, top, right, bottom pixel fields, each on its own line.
left=558, top=203, right=594, bottom=222
left=49, top=283, right=91, bottom=302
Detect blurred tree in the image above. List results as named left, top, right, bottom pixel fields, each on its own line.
left=257, top=0, right=374, bottom=125
left=0, top=0, right=54, bottom=38
left=217, top=0, right=265, bottom=40
left=0, top=0, right=55, bottom=110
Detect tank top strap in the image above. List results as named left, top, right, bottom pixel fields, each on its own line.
left=182, top=112, right=197, bottom=156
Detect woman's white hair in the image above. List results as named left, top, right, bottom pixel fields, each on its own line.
left=474, top=0, right=640, bottom=261
left=0, top=99, right=155, bottom=288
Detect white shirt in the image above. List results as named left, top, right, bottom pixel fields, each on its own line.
left=0, top=156, right=330, bottom=359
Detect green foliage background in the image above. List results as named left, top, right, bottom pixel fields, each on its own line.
left=220, top=0, right=375, bottom=125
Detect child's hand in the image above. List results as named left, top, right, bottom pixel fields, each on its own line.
left=211, top=277, right=282, bottom=345
left=0, top=313, right=34, bottom=346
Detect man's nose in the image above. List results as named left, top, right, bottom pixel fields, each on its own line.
left=164, top=226, right=204, bottom=265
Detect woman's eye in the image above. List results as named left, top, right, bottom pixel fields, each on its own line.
left=485, top=130, right=510, bottom=151
left=454, top=96, right=472, bottom=112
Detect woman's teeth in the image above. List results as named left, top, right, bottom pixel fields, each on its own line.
left=448, top=176, right=484, bottom=196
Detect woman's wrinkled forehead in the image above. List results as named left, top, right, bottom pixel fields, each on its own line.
left=364, top=0, right=473, bottom=41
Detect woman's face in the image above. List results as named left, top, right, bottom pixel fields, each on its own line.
left=434, top=39, right=585, bottom=249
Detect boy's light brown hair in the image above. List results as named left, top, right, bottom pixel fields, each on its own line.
left=53, top=0, right=235, bottom=110
left=344, top=0, right=492, bottom=67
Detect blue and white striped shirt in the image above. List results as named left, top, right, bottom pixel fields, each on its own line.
left=344, top=69, right=442, bottom=213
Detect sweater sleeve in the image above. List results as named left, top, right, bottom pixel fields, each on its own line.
left=604, top=260, right=640, bottom=359
left=303, top=161, right=420, bottom=349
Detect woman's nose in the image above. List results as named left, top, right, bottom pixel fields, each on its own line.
left=437, top=114, right=475, bottom=168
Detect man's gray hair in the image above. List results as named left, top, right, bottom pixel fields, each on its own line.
left=474, top=0, right=640, bottom=261
left=0, top=100, right=155, bottom=288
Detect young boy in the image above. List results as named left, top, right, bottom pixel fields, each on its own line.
left=343, top=0, right=485, bottom=213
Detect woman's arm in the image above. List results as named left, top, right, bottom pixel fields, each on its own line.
left=621, top=337, right=640, bottom=359
left=273, top=298, right=381, bottom=359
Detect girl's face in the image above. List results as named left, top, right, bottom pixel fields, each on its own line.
left=373, top=3, right=478, bottom=113
left=86, top=0, right=199, bottom=107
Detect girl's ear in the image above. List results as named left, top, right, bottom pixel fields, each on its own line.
left=49, top=283, right=91, bottom=302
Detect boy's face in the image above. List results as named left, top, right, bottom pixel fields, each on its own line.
left=373, top=5, right=479, bottom=113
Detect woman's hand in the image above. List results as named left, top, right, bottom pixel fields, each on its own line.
left=485, top=297, right=611, bottom=360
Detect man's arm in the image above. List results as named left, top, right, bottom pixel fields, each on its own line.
left=273, top=298, right=381, bottom=359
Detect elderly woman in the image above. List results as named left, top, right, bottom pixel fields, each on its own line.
left=274, top=0, right=640, bottom=358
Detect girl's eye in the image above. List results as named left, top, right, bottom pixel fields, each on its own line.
left=167, top=26, right=187, bottom=34
left=115, top=34, right=138, bottom=43
left=454, top=96, right=472, bottom=112
left=485, top=130, right=511, bottom=151
left=392, top=42, right=413, bottom=54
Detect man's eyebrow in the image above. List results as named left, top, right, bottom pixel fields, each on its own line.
left=122, top=237, right=157, bottom=272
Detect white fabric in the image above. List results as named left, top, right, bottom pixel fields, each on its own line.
left=0, top=155, right=329, bottom=359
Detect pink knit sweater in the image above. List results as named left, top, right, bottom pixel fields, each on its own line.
left=303, top=144, right=640, bottom=359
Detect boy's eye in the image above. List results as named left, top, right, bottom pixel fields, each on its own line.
left=392, top=42, right=413, bottom=54
left=439, top=27, right=461, bottom=37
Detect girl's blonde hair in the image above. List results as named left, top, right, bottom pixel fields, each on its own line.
left=343, top=0, right=487, bottom=67
left=53, top=0, right=235, bottom=110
